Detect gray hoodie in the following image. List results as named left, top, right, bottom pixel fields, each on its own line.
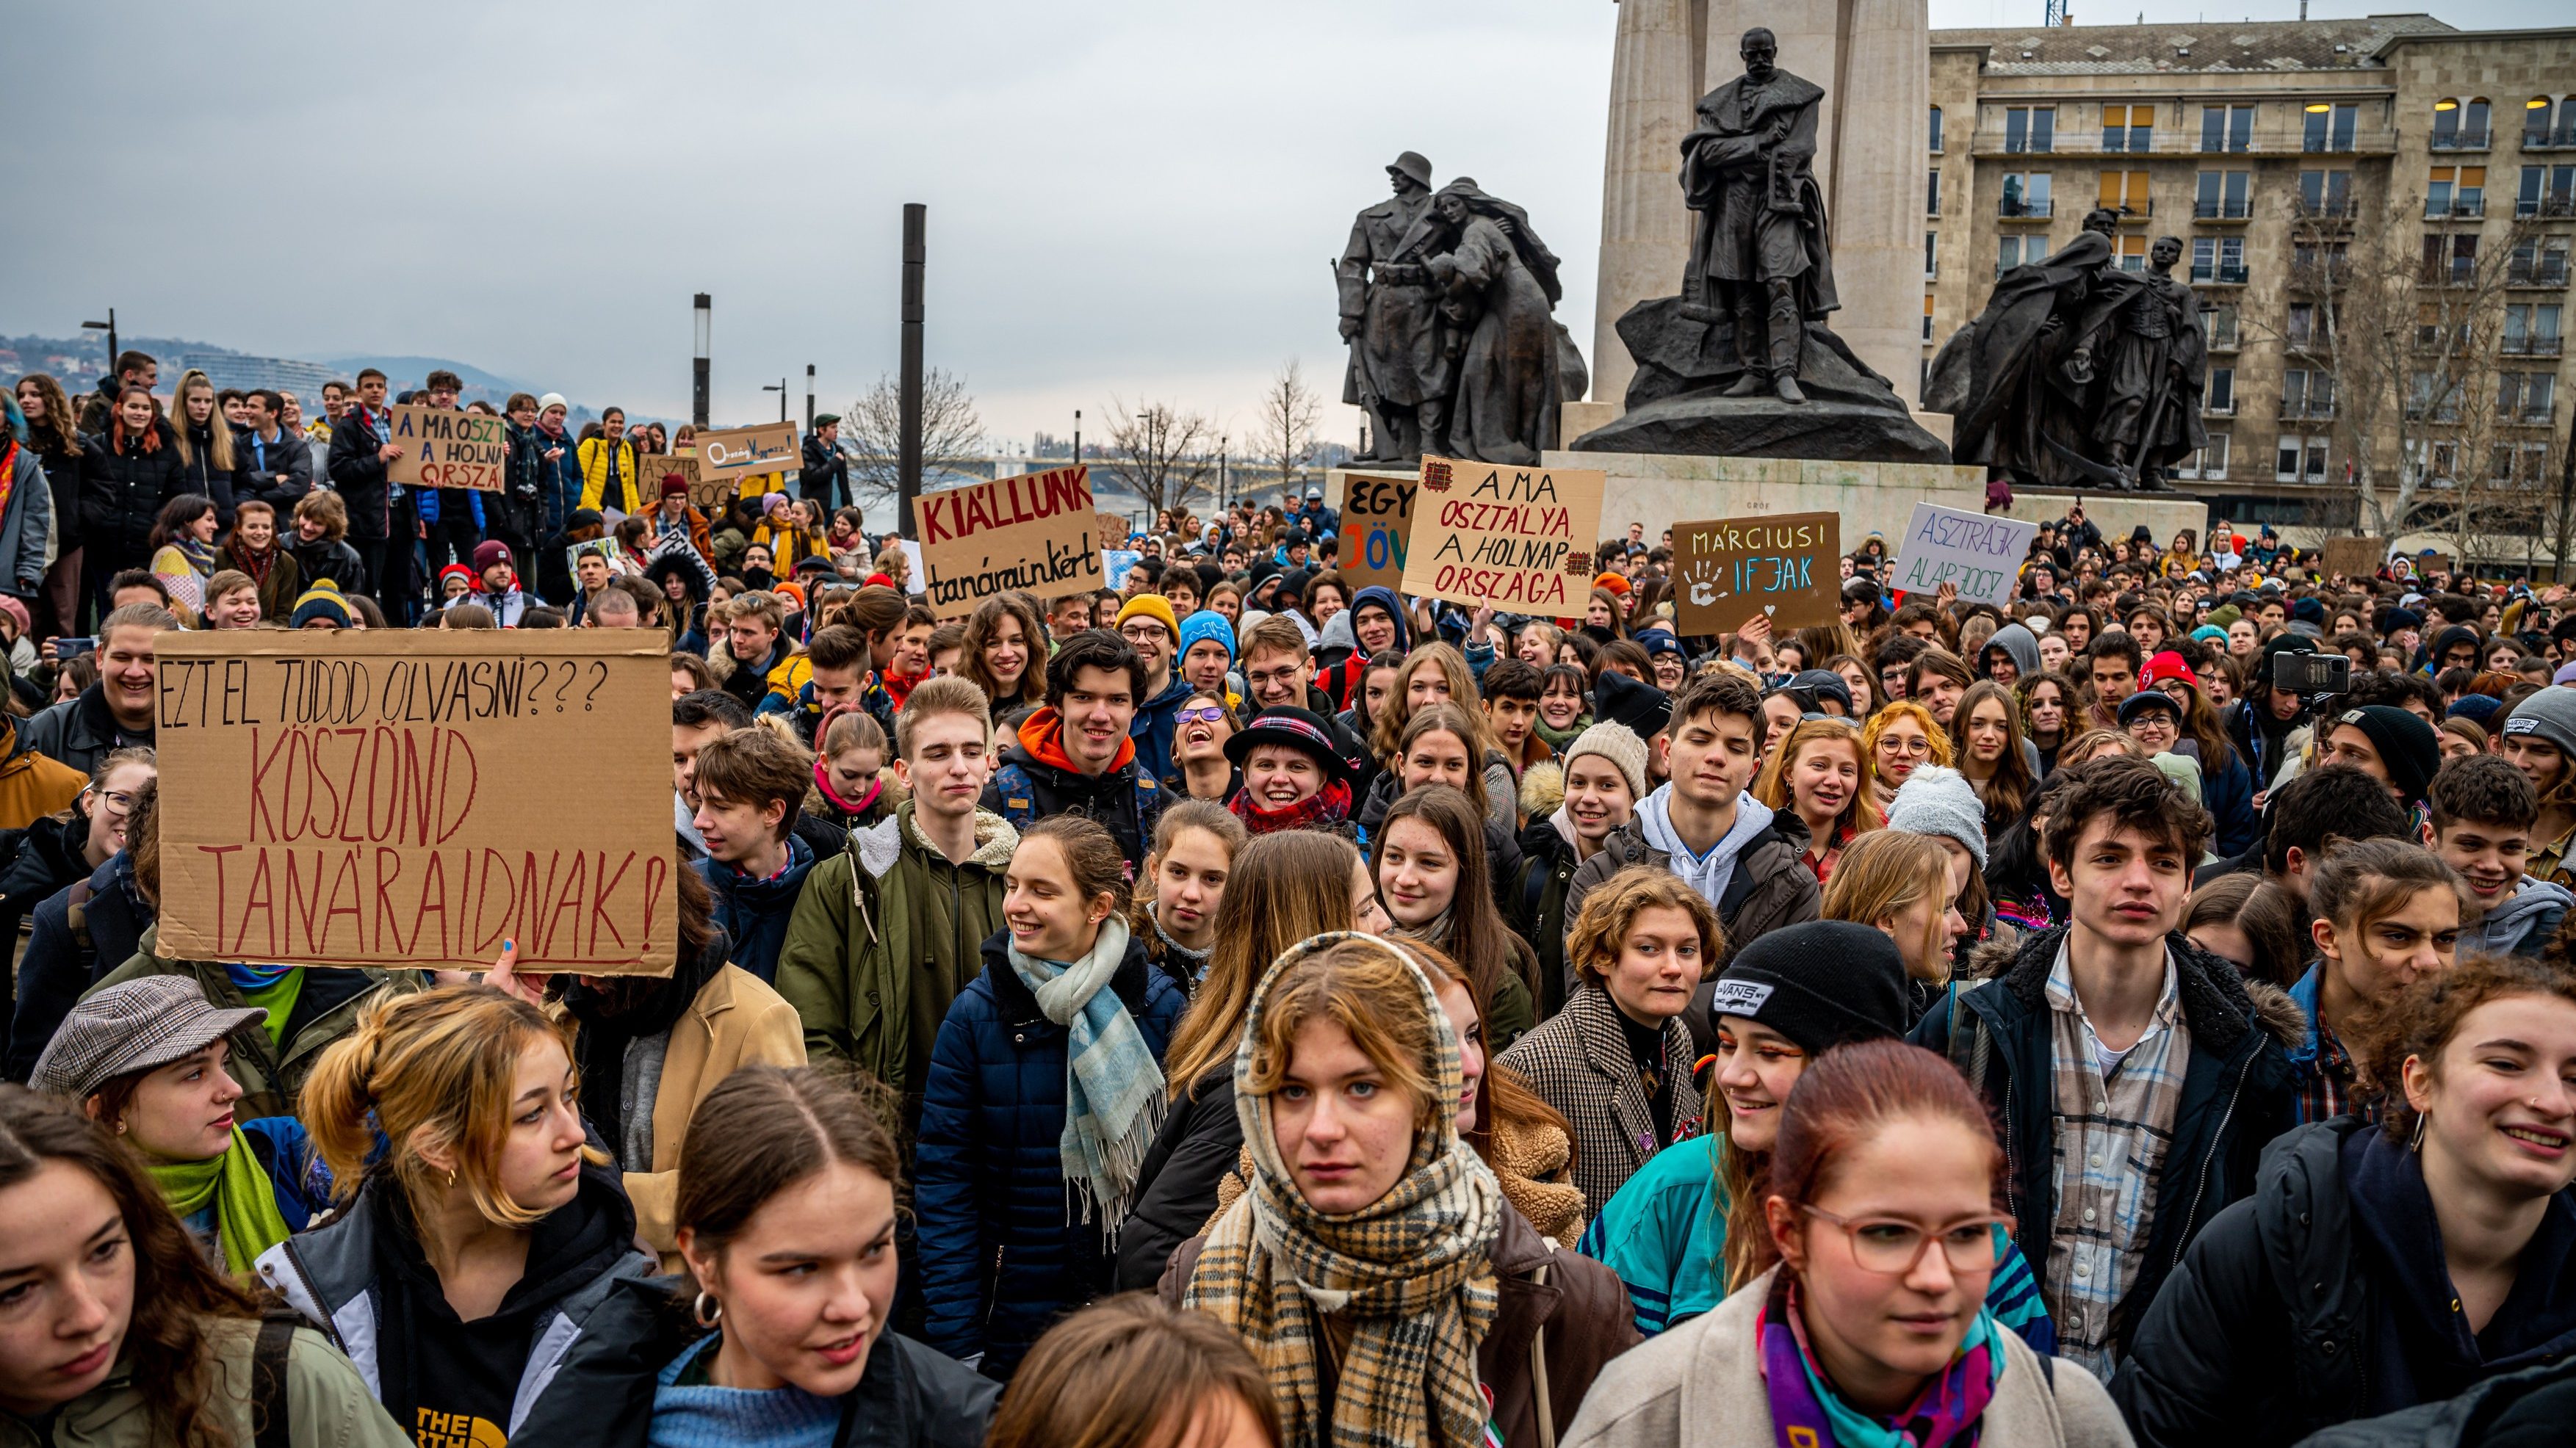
left=2461, top=873, right=2573, bottom=960
left=1979, top=621, right=2041, bottom=681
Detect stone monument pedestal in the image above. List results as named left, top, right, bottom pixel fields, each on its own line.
left=2006, top=490, right=2209, bottom=551
left=1538, top=449, right=1985, bottom=546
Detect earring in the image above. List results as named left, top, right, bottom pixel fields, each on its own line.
left=693, top=1291, right=723, bottom=1328
left=2409, top=1112, right=2427, bottom=1151
left=446, top=1168, right=458, bottom=1189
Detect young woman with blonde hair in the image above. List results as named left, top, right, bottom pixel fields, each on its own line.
left=1753, top=718, right=1873, bottom=884
left=989, top=1294, right=1278, bottom=1448
left=264, top=984, right=657, bottom=1441
left=1165, top=933, right=1639, bottom=1447
left=1822, top=829, right=1971, bottom=1022
left=167, top=369, right=244, bottom=518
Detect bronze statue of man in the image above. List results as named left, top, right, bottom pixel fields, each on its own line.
left=1338, top=151, right=1449, bottom=460
left=2077, top=234, right=2205, bottom=487
left=1681, top=28, right=1839, bottom=405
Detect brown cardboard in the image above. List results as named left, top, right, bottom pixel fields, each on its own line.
left=151, top=631, right=677, bottom=975
left=916, top=466, right=1105, bottom=618
left=696, top=421, right=801, bottom=482
left=1672, top=512, right=1841, bottom=634
left=1340, top=471, right=1418, bottom=594
left=2319, top=537, right=2386, bottom=582
left=386, top=405, right=506, bottom=491
left=1399, top=457, right=1607, bottom=612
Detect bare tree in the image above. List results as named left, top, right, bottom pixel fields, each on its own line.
left=1097, top=398, right=1218, bottom=524
left=1257, top=360, right=1321, bottom=501
left=841, top=369, right=987, bottom=507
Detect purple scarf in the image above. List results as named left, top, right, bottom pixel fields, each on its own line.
left=1759, top=1272, right=1999, bottom=1448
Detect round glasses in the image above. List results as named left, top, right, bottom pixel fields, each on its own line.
left=1802, top=1206, right=2012, bottom=1276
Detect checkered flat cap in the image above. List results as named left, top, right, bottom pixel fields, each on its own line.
left=30, top=975, right=267, bottom=1101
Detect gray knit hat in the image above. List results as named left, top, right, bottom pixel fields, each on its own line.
left=1885, top=763, right=1989, bottom=871
left=1562, top=721, right=1650, bottom=800
left=2503, top=687, right=2576, bottom=759
left=30, top=976, right=267, bottom=1102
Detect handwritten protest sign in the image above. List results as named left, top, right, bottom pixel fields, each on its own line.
left=641, top=452, right=725, bottom=510
left=152, top=632, right=676, bottom=975
left=696, top=422, right=800, bottom=483
left=1672, top=512, right=1840, bottom=634
left=1399, top=457, right=1606, bottom=612
left=2319, top=537, right=2385, bottom=582
left=387, top=406, right=505, bottom=491
left=1886, top=503, right=2036, bottom=606
left=917, top=465, right=1105, bottom=618
left=1341, top=473, right=1417, bottom=594
left=1097, top=512, right=1131, bottom=552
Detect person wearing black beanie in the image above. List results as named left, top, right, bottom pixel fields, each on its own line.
left=1707, top=919, right=1910, bottom=1054
left=2320, top=703, right=2442, bottom=811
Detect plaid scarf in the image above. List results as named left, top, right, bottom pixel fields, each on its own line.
left=1184, top=932, right=1504, bottom=1448
left=1228, top=777, right=1354, bottom=836
left=1006, top=914, right=1166, bottom=1231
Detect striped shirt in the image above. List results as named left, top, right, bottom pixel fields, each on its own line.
left=2043, top=940, right=2190, bottom=1378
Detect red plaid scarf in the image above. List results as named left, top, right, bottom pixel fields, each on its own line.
left=1228, top=777, right=1353, bottom=836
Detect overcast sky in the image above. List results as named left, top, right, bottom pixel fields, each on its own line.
left=4, top=0, right=2559, bottom=453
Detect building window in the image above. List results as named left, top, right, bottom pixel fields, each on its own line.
left=1997, top=234, right=2030, bottom=276
left=2103, top=104, right=2154, bottom=152
left=2281, top=368, right=2334, bottom=421
left=2182, top=433, right=2229, bottom=479
left=2531, top=95, right=2576, bottom=148
left=1928, top=168, right=1941, bottom=215
left=1924, top=231, right=1938, bottom=278
left=2195, top=170, right=2251, bottom=219
left=2427, top=166, right=2486, bottom=218
left=2113, top=234, right=2148, bottom=271
left=2202, top=303, right=2240, bottom=350
left=2303, top=102, right=2358, bottom=153
left=2191, top=235, right=2246, bottom=283
left=2423, top=233, right=2481, bottom=285
left=2410, top=370, right=2461, bottom=422
left=1930, top=105, right=1944, bottom=153
left=2201, top=104, right=2255, bottom=153
left=2510, top=236, right=2572, bottom=286
left=2498, top=372, right=2558, bottom=424
left=2287, top=303, right=2318, bottom=349
left=2294, top=239, right=2350, bottom=285
left=2504, top=303, right=2564, bottom=356
left=2001, top=172, right=2053, bottom=217
left=2207, top=366, right=2235, bottom=415
left=1924, top=294, right=1937, bottom=341
left=2099, top=170, right=2151, bottom=217
left=2298, top=169, right=2354, bottom=216
left=2431, top=98, right=2491, bottom=151
left=2276, top=435, right=2331, bottom=482
left=2004, top=106, right=2055, bottom=153
left=2519, top=165, right=2575, bottom=218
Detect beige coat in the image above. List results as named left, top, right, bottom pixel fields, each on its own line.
left=1562, top=1267, right=2134, bottom=1448
left=626, top=964, right=807, bottom=1264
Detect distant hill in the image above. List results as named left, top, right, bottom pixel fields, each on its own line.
left=312, top=354, right=541, bottom=399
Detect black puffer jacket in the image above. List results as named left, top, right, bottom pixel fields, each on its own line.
left=1114, top=1068, right=1238, bottom=1292
left=2113, top=1118, right=2576, bottom=1447
left=78, top=419, right=184, bottom=573
left=171, top=420, right=245, bottom=524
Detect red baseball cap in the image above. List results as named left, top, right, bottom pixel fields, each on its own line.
left=2137, top=649, right=2196, bottom=695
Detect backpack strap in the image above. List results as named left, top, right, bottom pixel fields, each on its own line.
left=1529, top=1261, right=1556, bottom=1448
left=1944, top=981, right=1992, bottom=1088
left=251, top=1314, right=297, bottom=1448
left=65, top=878, right=94, bottom=955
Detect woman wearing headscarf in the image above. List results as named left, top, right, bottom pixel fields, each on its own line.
left=1419, top=180, right=1569, bottom=466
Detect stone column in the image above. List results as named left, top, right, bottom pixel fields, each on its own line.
left=1591, top=0, right=1700, bottom=411
left=1590, top=0, right=1930, bottom=412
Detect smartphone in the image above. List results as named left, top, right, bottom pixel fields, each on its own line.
left=2271, top=649, right=2349, bottom=697
left=54, top=636, right=95, bottom=659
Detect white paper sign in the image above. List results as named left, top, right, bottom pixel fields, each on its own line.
left=1886, top=504, right=2037, bottom=606
left=896, top=540, right=926, bottom=596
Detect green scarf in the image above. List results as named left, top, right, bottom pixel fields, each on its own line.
left=1534, top=712, right=1592, bottom=754
left=148, top=1128, right=292, bottom=1277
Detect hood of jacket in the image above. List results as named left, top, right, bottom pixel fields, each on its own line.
left=702, top=833, right=817, bottom=914
left=1350, top=584, right=1410, bottom=653
left=1980, top=622, right=2042, bottom=679
left=2468, top=875, right=2575, bottom=949
left=1317, top=605, right=1358, bottom=657
left=0, top=812, right=90, bottom=905
left=1010, top=706, right=1139, bottom=780
left=851, top=800, right=1020, bottom=880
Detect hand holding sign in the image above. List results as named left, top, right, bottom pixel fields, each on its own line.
left=1671, top=512, right=1839, bottom=634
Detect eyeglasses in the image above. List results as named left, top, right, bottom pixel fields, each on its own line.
left=1119, top=624, right=1172, bottom=645
left=1176, top=705, right=1229, bottom=725
left=1801, top=1205, right=2012, bottom=1276
left=90, top=788, right=140, bottom=816
left=1877, top=736, right=1933, bottom=759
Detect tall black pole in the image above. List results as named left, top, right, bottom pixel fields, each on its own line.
left=805, top=364, right=816, bottom=431
left=691, top=293, right=711, bottom=428
left=899, top=203, right=926, bottom=536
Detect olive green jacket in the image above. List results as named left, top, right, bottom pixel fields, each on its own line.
left=775, top=803, right=1017, bottom=1107
left=0, top=1322, right=408, bottom=1448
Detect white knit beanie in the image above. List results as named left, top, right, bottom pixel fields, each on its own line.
left=1563, top=721, right=1650, bottom=800
left=1885, top=764, right=1988, bottom=871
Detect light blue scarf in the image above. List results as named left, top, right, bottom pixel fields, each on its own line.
left=1007, top=914, right=1165, bottom=1231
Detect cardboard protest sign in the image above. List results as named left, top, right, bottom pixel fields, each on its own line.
left=387, top=405, right=506, bottom=491
left=1399, top=457, right=1606, bottom=612
left=643, top=452, right=725, bottom=510
left=1097, top=512, right=1131, bottom=552
left=1886, top=504, right=2036, bottom=606
left=916, top=465, right=1105, bottom=618
left=151, top=631, right=677, bottom=974
left=2319, top=537, right=2385, bottom=581
left=1672, top=512, right=1841, bottom=634
left=1341, top=473, right=1417, bottom=594
left=696, top=422, right=800, bottom=482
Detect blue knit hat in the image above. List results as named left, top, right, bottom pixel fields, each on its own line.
left=1178, top=609, right=1234, bottom=665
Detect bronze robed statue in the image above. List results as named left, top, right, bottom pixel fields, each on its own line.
left=1571, top=29, right=1950, bottom=463
left=1926, top=211, right=2207, bottom=490
left=1338, top=156, right=1587, bottom=464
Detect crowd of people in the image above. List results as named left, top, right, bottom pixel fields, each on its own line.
left=2, top=358, right=2575, bottom=1447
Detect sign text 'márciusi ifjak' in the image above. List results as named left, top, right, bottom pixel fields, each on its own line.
left=916, top=465, right=1106, bottom=618
left=152, top=631, right=678, bottom=974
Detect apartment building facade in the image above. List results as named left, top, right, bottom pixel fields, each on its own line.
left=1924, top=15, right=2575, bottom=535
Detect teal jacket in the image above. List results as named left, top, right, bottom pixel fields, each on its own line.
left=1577, top=1133, right=2057, bottom=1351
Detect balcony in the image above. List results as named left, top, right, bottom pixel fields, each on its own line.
left=2530, top=130, right=2576, bottom=152
left=2279, top=401, right=2337, bottom=421
left=2416, top=326, right=2469, bottom=352
left=2511, top=409, right=2558, bottom=425
left=2508, top=261, right=2570, bottom=286
left=2431, top=128, right=2492, bottom=152
left=2425, top=199, right=2487, bottom=219
left=2194, top=200, right=2253, bottom=221
left=2290, top=260, right=2351, bottom=290
left=2204, top=400, right=2237, bottom=417
left=2191, top=262, right=2251, bottom=284
left=2294, top=199, right=2359, bottom=224
left=2519, top=196, right=2576, bottom=219
left=2503, top=335, right=2566, bottom=356
left=1999, top=198, right=2054, bottom=220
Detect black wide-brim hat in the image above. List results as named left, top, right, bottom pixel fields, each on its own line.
left=1224, top=706, right=1356, bottom=784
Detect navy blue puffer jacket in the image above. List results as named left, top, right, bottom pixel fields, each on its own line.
left=914, top=927, right=1183, bottom=1380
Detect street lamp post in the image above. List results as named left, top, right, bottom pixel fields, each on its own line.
left=804, top=364, right=816, bottom=432
left=1072, top=409, right=1081, bottom=464
left=762, top=379, right=787, bottom=424
left=80, top=311, right=116, bottom=382
left=692, top=294, right=712, bottom=428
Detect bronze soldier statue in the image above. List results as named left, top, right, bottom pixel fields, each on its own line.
left=1338, top=152, right=1448, bottom=461
left=1681, top=27, right=1839, bottom=405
